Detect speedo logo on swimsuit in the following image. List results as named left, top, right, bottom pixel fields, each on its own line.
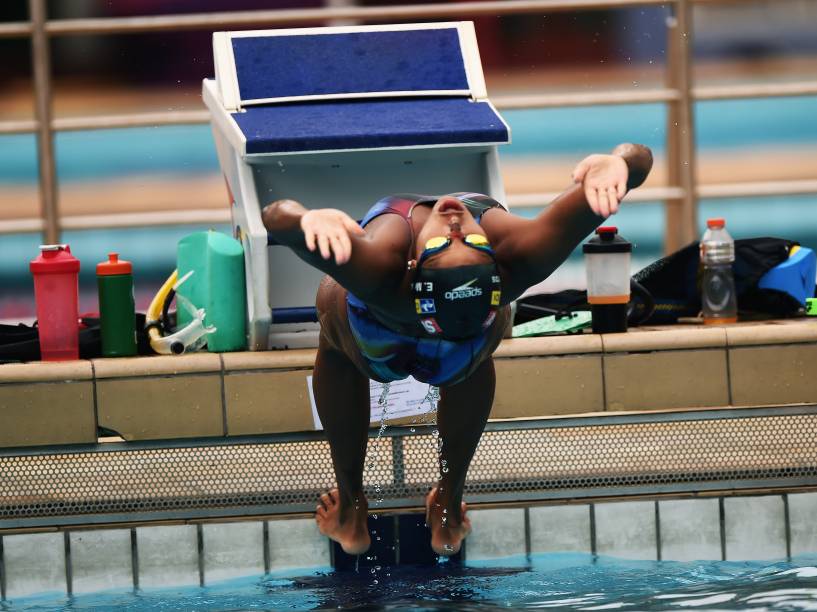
left=445, top=278, right=482, bottom=300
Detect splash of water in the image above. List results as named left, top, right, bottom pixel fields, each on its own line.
left=361, top=381, right=392, bottom=585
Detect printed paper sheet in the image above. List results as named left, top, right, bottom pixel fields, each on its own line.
left=306, top=375, right=437, bottom=430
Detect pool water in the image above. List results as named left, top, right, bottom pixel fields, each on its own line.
left=5, top=553, right=817, bottom=611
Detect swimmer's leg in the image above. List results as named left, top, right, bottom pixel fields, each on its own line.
left=428, top=357, right=495, bottom=556
left=312, top=335, right=372, bottom=555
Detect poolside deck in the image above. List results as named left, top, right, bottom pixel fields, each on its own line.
left=1, top=318, right=814, bottom=532
left=3, top=318, right=815, bottom=445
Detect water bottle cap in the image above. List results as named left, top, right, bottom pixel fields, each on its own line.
left=39, top=244, right=70, bottom=252
left=707, top=218, right=726, bottom=229
left=30, top=244, right=80, bottom=274
left=97, top=252, right=132, bottom=275
left=583, top=227, right=631, bottom=253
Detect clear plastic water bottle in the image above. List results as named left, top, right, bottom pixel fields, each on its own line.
left=700, top=218, right=737, bottom=325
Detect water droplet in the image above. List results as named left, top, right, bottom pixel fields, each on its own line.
left=373, top=579, right=379, bottom=584
left=443, top=544, right=454, bottom=552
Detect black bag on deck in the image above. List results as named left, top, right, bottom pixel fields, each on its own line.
left=0, top=314, right=154, bottom=364
left=516, top=237, right=804, bottom=326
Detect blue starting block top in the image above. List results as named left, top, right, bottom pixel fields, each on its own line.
left=232, top=29, right=470, bottom=103
left=212, top=23, right=511, bottom=155
left=234, top=98, right=508, bottom=155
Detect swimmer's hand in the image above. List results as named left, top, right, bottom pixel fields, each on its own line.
left=571, top=154, right=629, bottom=219
left=300, top=209, right=366, bottom=265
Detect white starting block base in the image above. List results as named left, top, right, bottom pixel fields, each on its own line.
left=203, top=22, right=511, bottom=350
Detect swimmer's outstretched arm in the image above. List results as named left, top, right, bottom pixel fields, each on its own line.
left=262, top=199, right=408, bottom=300
left=483, top=143, right=653, bottom=302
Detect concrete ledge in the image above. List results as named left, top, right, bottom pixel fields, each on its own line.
left=221, top=349, right=315, bottom=371
left=730, top=343, right=817, bottom=406
left=97, top=374, right=225, bottom=440
left=494, top=334, right=602, bottom=357
left=93, top=352, right=222, bottom=378
left=0, top=380, right=96, bottom=447
left=725, top=320, right=817, bottom=346
left=492, top=355, right=604, bottom=418
left=602, top=326, right=727, bottom=353
left=0, top=360, right=92, bottom=383
left=605, top=349, right=730, bottom=411
left=0, top=319, right=814, bottom=445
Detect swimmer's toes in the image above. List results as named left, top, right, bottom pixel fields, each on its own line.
left=319, top=490, right=337, bottom=509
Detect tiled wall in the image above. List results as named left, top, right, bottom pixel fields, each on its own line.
left=466, top=491, right=817, bottom=563
left=1, top=321, right=816, bottom=446
left=2, top=492, right=816, bottom=601
left=0, top=517, right=330, bottom=600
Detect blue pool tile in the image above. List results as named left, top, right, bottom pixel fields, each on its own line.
left=3, top=532, right=66, bottom=599
left=202, top=522, right=264, bottom=584
left=529, top=505, right=592, bottom=554
left=467, top=508, right=526, bottom=560
left=724, top=496, right=786, bottom=561
left=595, top=501, right=657, bottom=560
left=787, top=492, right=817, bottom=557
left=268, top=517, right=330, bottom=571
left=136, top=525, right=199, bottom=588
left=70, top=529, right=133, bottom=594
left=659, top=499, right=721, bottom=561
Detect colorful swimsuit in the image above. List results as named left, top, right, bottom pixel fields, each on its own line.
left=346, top=193, right=505, bottom=385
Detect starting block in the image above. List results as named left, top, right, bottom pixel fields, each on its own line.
left=203, top=22, right=511, bottom=349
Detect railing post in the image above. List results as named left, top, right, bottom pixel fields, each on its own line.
left=664, top=0, right=698, bottom=253
left=29, top=0, right=60, bottom=245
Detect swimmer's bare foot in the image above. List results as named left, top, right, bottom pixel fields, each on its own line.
left=316, top=489, right=370, bottom=555
left=425, top=487, right=471, bottom=556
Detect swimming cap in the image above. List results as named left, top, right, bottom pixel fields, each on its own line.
left=412, top=263, right=502, bottom=339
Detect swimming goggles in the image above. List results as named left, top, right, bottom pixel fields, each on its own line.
left=417, top=233, right=495, bottom=266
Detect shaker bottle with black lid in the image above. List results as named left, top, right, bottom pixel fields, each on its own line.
left=583, top=226, right=632, bottom=334
left=97, top=252, right=137, bottom=357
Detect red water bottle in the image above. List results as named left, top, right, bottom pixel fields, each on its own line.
left=30, top=244, right=81, bottom=361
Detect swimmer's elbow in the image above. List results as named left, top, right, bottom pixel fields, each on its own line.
left=262, top=199, right=301, bottom=230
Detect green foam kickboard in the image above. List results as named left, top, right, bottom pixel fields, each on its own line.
left=176, top=230, right=247, bottom=352
left=807, top=298, right=817, bottom=316
left=512, top=311, right=593, bottom=338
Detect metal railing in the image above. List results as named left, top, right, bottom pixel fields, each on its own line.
left=1, top=0, right=816, bottom=252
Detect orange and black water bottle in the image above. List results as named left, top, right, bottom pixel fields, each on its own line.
left=583, top=226, right=632, bottom=334
left=96, top=252, right=137, bottom=357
